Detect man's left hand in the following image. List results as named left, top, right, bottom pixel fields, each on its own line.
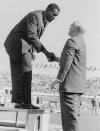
left=50, top=80, right=60, bottom=90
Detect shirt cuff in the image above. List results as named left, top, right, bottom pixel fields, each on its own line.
left=56, top=79, right=62, bottom=83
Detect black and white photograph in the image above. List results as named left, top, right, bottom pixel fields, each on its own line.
left=0, top=0, right=100, bottom=131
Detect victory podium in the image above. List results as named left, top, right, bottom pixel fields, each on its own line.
left=0, top=108, right=50, bottom=131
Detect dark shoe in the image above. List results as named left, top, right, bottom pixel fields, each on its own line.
left=27, top=104, right=40, bottom=109
left=14, top=103, right=24, bottom=109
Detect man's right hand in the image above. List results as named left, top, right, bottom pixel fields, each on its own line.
left=40, top=44, right=60, bottom=62
left=46, top=52, right=60, bottom=62
left=46, top=52, right=55, bottom=62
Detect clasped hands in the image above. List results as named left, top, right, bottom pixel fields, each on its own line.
left=46, top=52, right=60, bottom=62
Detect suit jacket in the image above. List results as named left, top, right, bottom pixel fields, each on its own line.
left=4, top=10, right=48, bottom=57
left=57, top=36, right=86, bottom=93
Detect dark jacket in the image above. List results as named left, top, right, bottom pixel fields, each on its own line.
left=4, top=10, right=47, bottom=57
left=57, top=36, right=86, bottom=93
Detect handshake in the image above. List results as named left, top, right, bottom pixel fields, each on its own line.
left=46, top=52, right=60, bottom=62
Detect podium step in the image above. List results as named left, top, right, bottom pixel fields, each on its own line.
left=0, top=128, right=19, bottom=131
left=0, top=107, right=50, bottom=131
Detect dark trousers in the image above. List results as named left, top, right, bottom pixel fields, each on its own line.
left=10, top=51, right=32, bottom=104
left=60, top=92, right=82, bottom=131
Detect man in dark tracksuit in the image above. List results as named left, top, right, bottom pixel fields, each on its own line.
left=4, top=3, right=60, bottom=109
left=51, top=21, right=86, bottom=131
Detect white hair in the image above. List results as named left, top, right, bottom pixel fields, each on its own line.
left=70, top=21, right=85, bottom=34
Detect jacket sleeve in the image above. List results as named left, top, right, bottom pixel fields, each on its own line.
left=26, top=13, right=53, bottom=55
left=26, top=13, right=43, bottom=52
left=25, top=13, right=58, bottom=61
left=57, top=39, right=77, bottom=82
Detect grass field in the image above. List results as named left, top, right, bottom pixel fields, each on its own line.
left=49, top=108, right=100, bottom=131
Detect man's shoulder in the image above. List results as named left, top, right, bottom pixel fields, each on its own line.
left=67, top=38, right=75, bottom=43
left=31, top=10, right=42, bottom=16
left=31, top=10, right=43, bottom=23
left=65, top=38, right=77, bottom=49
left=26, top=10, right=43, bottom=25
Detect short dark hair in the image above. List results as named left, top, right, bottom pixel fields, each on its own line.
left=46, top=3, right=60, bottom=12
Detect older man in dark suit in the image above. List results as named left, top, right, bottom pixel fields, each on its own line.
left=4, top=3, right=60, bottom=109
left=51, top=21, right=86, bottom=131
